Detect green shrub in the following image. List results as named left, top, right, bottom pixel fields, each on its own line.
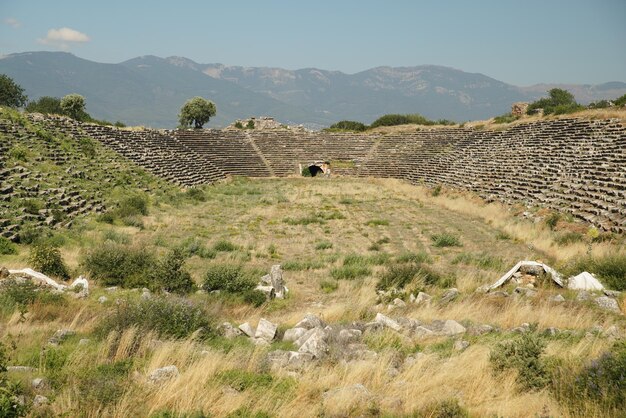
left=213, top=239, right=238, bottom=252
left=243, top=289, right=267, bottom=307
left=614, top=93, right=626, bottom=107
left=29, top=242, right=69, bottom=279
left=554, top=231, right=585, bottom=245
left=82, top=242, right=155, bottom=287
left=377, top=263, right=421, bottom=291
left=98, top=296, right=213, bottom=339
left=246, top=120, right=255, bottom=129
left=327, top=120, right=368, bottom=132
left=282, top=259, right=325, bottom=271
left=431, top=233, right=462, bottom=247
left=314, top=241, right=333, bottom=250
left=179, top=237, right=215, bottom=259
left=431, top=184, right=442, bottom=197
left=493, top=113, right=519, bottom=124
left=203, top=263, right=256, bottom=293
left=118, top=195, right=148, bottom=217
left=396, top=251, right=430, bottom=264
left=0, top=237, right=17, bottom=255
left=301, top=166, right=312, bottom=177
left=234, top=121, right=244, bottom=129
left=369, top=113, right=454, bottom=128
left=149, top=248, right=194, bottom=294
left=320, top=279, right=338, bottom=293
left=418, top=264, right=456, bottom=288
left=587, top=99, right=612, bottom=109
left=490, top=331, right=548, bottom=390
left=185, top=187, right=206, bottom=202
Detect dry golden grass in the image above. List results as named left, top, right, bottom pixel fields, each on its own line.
left=1, top=177, right=624, bottom=417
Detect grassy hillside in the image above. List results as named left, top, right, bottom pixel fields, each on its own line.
left=0, top=107, right=176, bottom=243
left=1, top=173, right=624, bottom=416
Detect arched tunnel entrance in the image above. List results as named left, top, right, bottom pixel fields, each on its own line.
left=308, top=165, right=324, bottom=177
left=301, top=161, right=330, bottom=177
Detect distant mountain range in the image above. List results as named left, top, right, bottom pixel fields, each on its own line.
left=1, top=51, right=624, bottom=128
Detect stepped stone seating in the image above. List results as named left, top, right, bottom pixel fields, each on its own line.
left=174, top=130, right=272, bottom=177
left=41, top=116, right=226, bottom=187
left=3, top=114, right=624, bottom=233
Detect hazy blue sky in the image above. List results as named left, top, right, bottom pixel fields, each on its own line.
left=1, top=0, right=624, bottom=85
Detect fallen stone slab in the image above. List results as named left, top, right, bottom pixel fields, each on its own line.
left=374, top=313, right=402, bottom=332
left=595, top=296, right=621, bottom=313
left=238, top=322, right=255, bottom=337
left=298, top=328, right=329, bottom=358
left=255, top=318, right=277, bottom=342
left=8, top=268, right=67, bottom=291
left=295, top=313, right=326, bottom=330
left=283, top=327, right=307, bottom=343
left=440, top=320, right=466, bottom=336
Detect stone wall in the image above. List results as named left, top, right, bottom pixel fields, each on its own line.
left=12, top=115, right=625, bottom=233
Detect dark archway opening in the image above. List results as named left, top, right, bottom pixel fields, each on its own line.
left=308, top=165, right=324, bottom=177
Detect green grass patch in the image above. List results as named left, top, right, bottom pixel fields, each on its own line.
left=330, top=264, right=371, bottom=280
left=365, top=218, right=389, bottom=226
left=431, top=233, right=462, bottom=247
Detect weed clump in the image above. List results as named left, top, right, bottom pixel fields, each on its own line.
left=431, top=233, right=462, bottom=247
left=98, top=296, right=212, bottom=339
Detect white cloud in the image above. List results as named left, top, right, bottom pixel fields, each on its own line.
left=37, top=27, right=90, bottom=50
left=3, top=18, right=21, bottom=28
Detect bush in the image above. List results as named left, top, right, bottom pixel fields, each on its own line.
left=25, top=96, right=63, bottom=115
left=243, top=289, right=266, bottom=307
left=320, top=279, right=338, bottom=293
left=431, top=233, right=462, bottom=247
left=29, top=242, right=69, bottom=279
left=490, top=331, right=548, bottom=390
left=149, top=248, right=194, bottom=294
left=98, top=296, right=212, bottom=339
left=117, top=195, right=148, bottom=217
left=545, top=212, right=561, bottom=230
left=0, top=237, right=17, bottom=255
left=246, top=120, right=255, bottom=129
left=614, top=93, right=626, bottom=107
left=0, top=279, right=66, bottom=317
left=396, top=251, right=430, bottom=264
left=82, top=242, right=155, bottom=287
left=588, top=99, right=612, bottom=109
left=213, top=239, right=238, bottom=252
left=22, top=199, right=43, bottom=215
left=203, top=263, right=256, bottom=293
left=327, top=120, right=368, bottom=132
left=8, top=145, right=28, bottom=162
left=314, top=241, right=333, bottom=250
left=185, top=187, right=206, bottom=202
left=301, top=166, right=312, bottom=177
left=377, top=263, right=421, bottom=291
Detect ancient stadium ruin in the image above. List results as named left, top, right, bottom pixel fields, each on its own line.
left=2, top=113, right=625, bottom=241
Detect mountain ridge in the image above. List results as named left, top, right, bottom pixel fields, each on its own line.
left=1, top=51, right=624, bottom=128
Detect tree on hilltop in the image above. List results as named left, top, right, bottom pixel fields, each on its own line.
left=25, top=96, right=64, bottom=115
left=0, top=74, right=28, bottom=108
left=178, top=97, right=216, bottom=129
left=526, top=88, right=583, bottom=115
left=60, top=94, right=87, bottom=121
